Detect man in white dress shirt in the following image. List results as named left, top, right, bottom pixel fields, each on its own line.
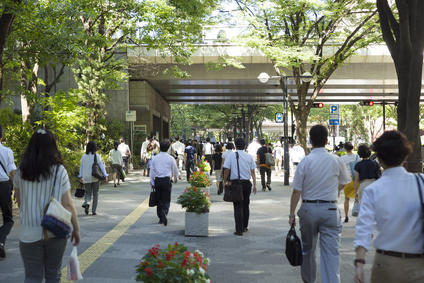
left=172, top=136, right=185, bottom=179
left=289, top=125, right=350, bottom=283
left=223, top=138, right=257, bottom=236
left=203, top=137, right=213, bottom=174
left=118, top=137, right=131, bottom=175
left=150, top=139, right=179, bottom=226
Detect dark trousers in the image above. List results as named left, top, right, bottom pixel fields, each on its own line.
left=205, top=154, right=213, bottom=174
left=122, top=156, right=129, bottom=174
left=232, top=180, right=252, bottom=233
left=259, top=166, right=271, bottom=189
left=186, top=159, right=195, bottom=181
left=0, top=181, right=13, bottom=244
left=155, top=177, right=172, bottom=219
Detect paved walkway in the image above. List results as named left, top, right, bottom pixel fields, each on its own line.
left=0, top=170, right=374, bottom=282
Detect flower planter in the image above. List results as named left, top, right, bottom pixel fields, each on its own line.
left=201, top=186, right=210, bottom=195
left=185, top=212, right=209, bottom=237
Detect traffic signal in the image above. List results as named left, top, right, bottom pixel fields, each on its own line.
left=312, top=103, right=324, bottom=108
left=361, top=100, right=374, bottom=106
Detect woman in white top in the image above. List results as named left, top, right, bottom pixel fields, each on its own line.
left=109, top=141, right=123, bottom=187
left=340, top=142, right=359, bottom=223
left=14, top=129, right=80, bottom=282
left=273, top=141, right=283, bottom=176
left=354, top=131, right=424, bottom=283
left=79, top=141, right=108, bottom=215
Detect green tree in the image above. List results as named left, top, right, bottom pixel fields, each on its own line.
left=377, top=0, right=424, bottom=172
left=225, top=0, right=381, bottom=152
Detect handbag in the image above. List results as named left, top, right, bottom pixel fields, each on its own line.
left=92, top=154, right=106, bottom=180
left=41, top=166, right=72, bottom=240
left=351, top=198, right=360, bottom=217
left=223, top=152, right=244, bottom=203
left=414, top=174, right=424, bottom=236
left=285, top=224, right=303, bottom=266
left=74, top=182, right=85, bottom=198
left=149, top=187, right=158, bottom=207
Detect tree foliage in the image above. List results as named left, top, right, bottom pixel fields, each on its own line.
left=222, top=0, right=382, bottom=150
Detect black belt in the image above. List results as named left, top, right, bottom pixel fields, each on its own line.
left=302, top=200, right=337, bottom=203
left=376, top=249, right=424, bottom=259
left=155, top=177, right=170, bottom=180
left=230, top=179, right=250, bottom=182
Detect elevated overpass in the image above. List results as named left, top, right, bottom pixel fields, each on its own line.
left=127, top=44, right=420, bottom=105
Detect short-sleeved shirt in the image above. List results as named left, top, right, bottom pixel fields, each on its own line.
left=0, top=144, right=16, bottom=181
left=14, top=165, right=71, bottom=243
left=223, top=150, right=256, bottom=180
left=118, top=143, right=130, bottom=157
left=354, top=159, right=380, bottom=181
left=110, top=149, right=123, bottom=165
left=212, top=152, right=223, bottom=170
left=203, top=142, right=213, bottom=155
left=291, top=147, right=351, bottom=201
left=274, top=146, right=283, bottom=159
left=185, top=145, right=197, bottom=160
left=340, top=153, right=358, bottom=177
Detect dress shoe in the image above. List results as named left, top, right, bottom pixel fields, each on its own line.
left=234, top=231, right=243, bottom=236
left=161, top=211, right=168, bottom=226
left=92, top=212, right=97, bottom=216
left=84, top=204, right=89, bottom=215
left=114, top=184, right=117, bottom=187
left=0, top=243, right=5, bottom=258
left=344, top=216, right=349, bottom=223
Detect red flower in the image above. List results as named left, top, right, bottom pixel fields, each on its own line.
left=145, top=267, right=153, bottom=277
left=181, top=259, right=188, bottom=267
left=158, top=261, right=165, bottom=269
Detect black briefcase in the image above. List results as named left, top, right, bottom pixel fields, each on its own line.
left=149, top=187, right=157, bottom=207
left=285, top=225, right=303, bottom=266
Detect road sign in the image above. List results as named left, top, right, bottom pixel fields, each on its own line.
left=329, top=119, right=340, bottom=125
left=329, top=104, right=339, bottom=114
left=126, top=110, right=136, bottom=122
left=275, top=112, right=284, bottom=123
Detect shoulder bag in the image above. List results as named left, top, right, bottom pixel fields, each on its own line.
left=92, top=154, right=106, bottom=180
left=223, top=152, right=244, bottom=202
left=264, top=147, right=275, bottom=166
left=285, top=224, right=303, bottom=266
left=41, top=166, right=72, bottom=240
left=414, top=174, right=424, bottom=236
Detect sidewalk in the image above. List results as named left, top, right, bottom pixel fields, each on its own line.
left=0, top=170, right=374, bottom=282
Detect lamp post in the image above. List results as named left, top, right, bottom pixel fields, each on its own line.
left=258, top=72, right=312, bottom=185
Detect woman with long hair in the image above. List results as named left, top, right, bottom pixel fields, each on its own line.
left=109, top=141, right=123, bottom=187
left=79, top=141, right=108, bottom=215
left=13, top=129, right=80, bottom=282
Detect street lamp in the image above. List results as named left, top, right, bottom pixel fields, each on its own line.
left=258, top=72, right=313, bottom=185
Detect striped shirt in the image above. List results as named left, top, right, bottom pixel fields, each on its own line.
left=13, top=165, right=71, bottom=243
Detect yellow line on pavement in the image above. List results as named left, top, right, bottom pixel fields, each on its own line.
left=60, top=197, right=149, bottom=282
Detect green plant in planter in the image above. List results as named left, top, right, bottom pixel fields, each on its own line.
left=189, top=171, right=211, bottom=188
left=136, top=242, right=210, bottom=282
left=177, top=187, right=211, bottom=213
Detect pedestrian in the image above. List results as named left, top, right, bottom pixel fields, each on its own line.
left=109, top=141, right=123, bottom=187
left=145, top=138, right=159, bottom=177
left=79, top=141, right=108, bottom=215
left=273, top=141, right=283, bottom=176
left=13, top=129, right=80, bottom=281
left=212, top=144, right=223, bottom=194
left=289, top=124, right=350, bottom=283
left=221, top=142, right=234, bottom=170
left=354, top=130, right=424, bottom=283
left=257, top=139, right=272, bottom=191
left=290, top=142, right=305, bottom=172
left=354, top=144, right=381, bottom=202
left=118, top=137, right=131, bottom=175
left=0, top=124, right=16, bottom=259
left=223, top=138, right=257, bottom=236
left=184, top=140, right=197, bottom=182
left=340, top=142, right=359, bottom=222
left=150, top=139, right=179, bottom=226
left=140, top=136, right=150, bottom=176
left=203, top=137, right=214, bottom=174
left=172, top=136, right=185, bottom=180
left=247, top=137, right=260, bottom=163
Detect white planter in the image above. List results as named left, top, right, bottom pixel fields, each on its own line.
left=185, top=212, right=209, bottom=237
